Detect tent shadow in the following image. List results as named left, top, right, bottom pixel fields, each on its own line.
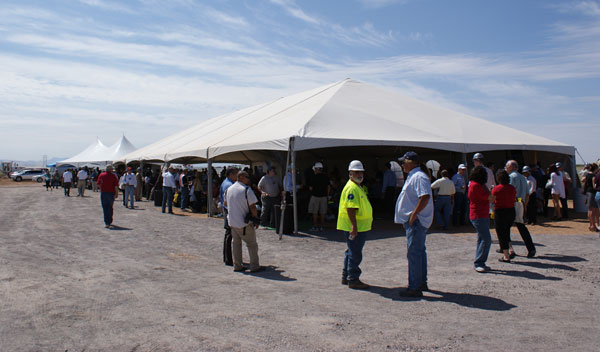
left=487, top=268, right=562, bottom=281
left=369, top=286, right=517, bottom=311
left=305, top=229, right=403, bottom=243
left=243, top=265, right=296, bottom=281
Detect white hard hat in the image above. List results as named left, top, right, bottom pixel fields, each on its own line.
left=314, top=162, right=323, bottom=169
left=348, top=160, right=365, bottom=171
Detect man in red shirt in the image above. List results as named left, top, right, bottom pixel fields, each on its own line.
left=97, top=164, right=119, bottom=228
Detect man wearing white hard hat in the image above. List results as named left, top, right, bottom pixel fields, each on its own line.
left=395, top=151, right=433, bottom=298
left=337, top=160, right=373, bottom=290
left=308, top=162, right=330, bottom=231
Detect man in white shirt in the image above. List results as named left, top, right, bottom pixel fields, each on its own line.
left=431, top=169, right=456, bottom=230
left=76, top=168, right=88, bottom=197
left=62, top=169, right=73, bottom=197
left=123, top=167, right=137, bottom=209
left=225, top=171, right=264, bottom=273
left=162, top=166, right=177, bottom=214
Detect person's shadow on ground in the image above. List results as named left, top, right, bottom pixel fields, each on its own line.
left=243, top=265, right=296, bottom=281
left=512, top=261, right=577, bottom=272
left=487, top=268, right=562, bottom=281
left=369, top=286, right=517, bottom=311
left=109, top=225, right=132, bottom=231
left=536, top=254, right=587, bottom=263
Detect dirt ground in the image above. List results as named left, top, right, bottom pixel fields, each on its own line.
left=0, top=186, right=599, bottom=351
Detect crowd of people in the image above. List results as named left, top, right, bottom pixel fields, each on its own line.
left=40, top=152, right=599, bottom=298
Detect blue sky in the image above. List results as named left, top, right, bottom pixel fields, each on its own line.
left=1, top=0, right=598, bottom=163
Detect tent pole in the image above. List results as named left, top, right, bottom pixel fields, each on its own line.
left=207, top=151, right=213, bottom=216
left=291, top=137, right=298, bottom=235
left=279, top=143, right=292, bottom=239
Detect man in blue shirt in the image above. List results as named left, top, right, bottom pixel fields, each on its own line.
left=395, top=151, right=434, bottom=298
left=221, top=167, right=239, bottom=266
left=382, top=162, right=397, bottom=218
left=506, top=160, right=536, bottom=258
left=451, top=164, right=468, bottom=226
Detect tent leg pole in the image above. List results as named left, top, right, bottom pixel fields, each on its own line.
left=279, top=147, right=291, bottom=239
left=207, top=158, right=213, bottom=216
left=291, top=138, right=298, bottom=236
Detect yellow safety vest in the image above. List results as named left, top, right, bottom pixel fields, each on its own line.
left=337, top=180, right=373, bottom=232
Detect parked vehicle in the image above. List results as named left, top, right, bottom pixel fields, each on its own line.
left=11, top=169, right=45, bottom=182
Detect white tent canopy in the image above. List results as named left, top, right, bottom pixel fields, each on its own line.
left=59, top=135, right=137, bottom=166
left=122, top=79, right=574, bottom=163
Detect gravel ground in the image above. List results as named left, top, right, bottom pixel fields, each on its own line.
left=0, top=186, right=599, bottom=351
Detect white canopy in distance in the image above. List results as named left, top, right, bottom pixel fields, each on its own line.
left=58, top=135, right=137, bottom=166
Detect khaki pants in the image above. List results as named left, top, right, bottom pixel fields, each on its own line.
left=231, top=224, right=259, bottom=271
left=77, top=180, right=86, bottom=196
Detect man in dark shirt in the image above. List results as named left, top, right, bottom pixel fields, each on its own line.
left=308, top=162, right=330, bottom=231
left=97, top=164, right=119, bottom=228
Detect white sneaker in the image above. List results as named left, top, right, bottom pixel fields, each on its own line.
left=309, top=227, right=319, bottom=231
left=474, top=266, right=487, bottom=273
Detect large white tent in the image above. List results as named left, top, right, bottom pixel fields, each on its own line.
left=59, top=135, right=137, bottom=166
left=122, top=78, right=574, bottom=163
left=122, top=79, right=578, bottom=232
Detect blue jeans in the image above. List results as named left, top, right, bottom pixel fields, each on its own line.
left=162, top=187, right=174, bottom=213
left=342, top=231, right=367, bottom=282
left=471, top=218, right=492, bottom=267
left=100, top=192, right=115, bottom=226
left=596, top=192, right=600, bottom=209
left=125, top=185, right=135, bottom=208
left=405, top=219, right=427, bottom=290
left=180, top=187, right=189, bottom=209
left=434, top=195, right=452, bottom=229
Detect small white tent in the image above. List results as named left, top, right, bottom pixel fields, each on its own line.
left=58, top=135, right=137, bottom=166
left=105, top=135, right=137, bottom=162
left=57, top=138, right=109, bottom=166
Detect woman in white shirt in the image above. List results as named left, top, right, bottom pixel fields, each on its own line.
left=547, top=164, right=565, bottom=220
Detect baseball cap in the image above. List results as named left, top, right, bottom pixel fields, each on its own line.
left=473, top=152, right=484, bottom=160
left=458, top=164, right=466, bottom=170
left=126, top=166, right=132, bottom=171
left=522, top=166, right=531, bottom=173
left=314, top=162, right=323, bottom=169
left=348, top=160, right=365, bottom=171
left=555, top=162, right=562, bottom=168
left=398, top=151, right=419, bottom=164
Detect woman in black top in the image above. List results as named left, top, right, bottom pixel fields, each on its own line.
left=584, top=163, right=599, bottom=232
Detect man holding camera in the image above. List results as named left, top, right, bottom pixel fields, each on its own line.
left=225, top=171, right=264, bottom=273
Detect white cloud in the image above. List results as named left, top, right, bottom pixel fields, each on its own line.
left=77, top=0, right=136, bottom=14
left=356, top=0, right=411, bottom=9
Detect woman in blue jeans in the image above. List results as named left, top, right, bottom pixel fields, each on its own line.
left=468, top=166, right=493, bottom=273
